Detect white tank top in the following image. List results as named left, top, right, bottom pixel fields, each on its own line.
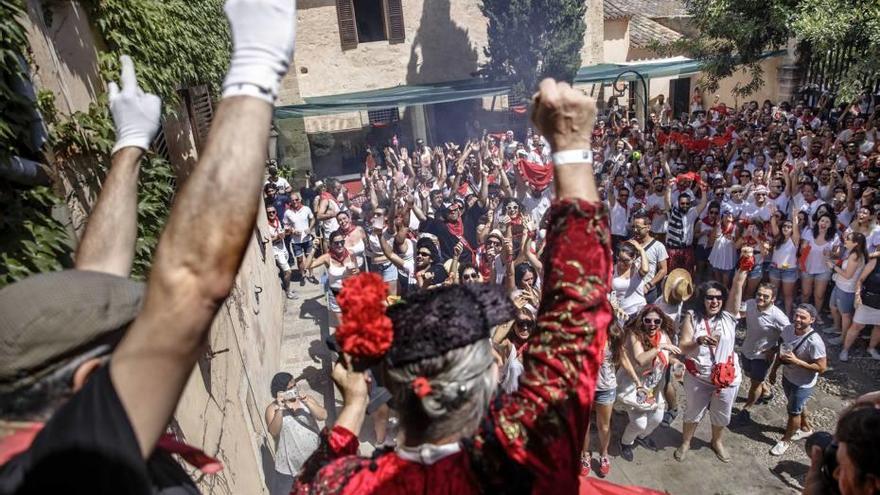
left=771, top=238, right=797, bottom=268
left=327, top=260, right=350, bottom=289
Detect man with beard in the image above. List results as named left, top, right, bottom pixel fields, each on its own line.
left=646, top=176, right=668, bottom=241
left=768, top=304, right=827, bottom=456
left=417, top=199, right=475, bottom=265
left=733, top=282, right=790, bottom=426
left=631, top=211, right=668, bottom=302
left=664, top=179, right=708, bottom=272
left=768, top=173, right=791, bottom=214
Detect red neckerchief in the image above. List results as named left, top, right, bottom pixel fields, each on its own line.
left=650, top=331, right=668, bottom=367
left=330, top=248, right=350, bottom=265
left=0, top=423, right=222, bottom=473
left=320, top=191, right=335, bottom=202
left=446, top=217, right=465, bottom=238
left=701, top=216, right=717, bottom=228
left=269, top=216, right=281, bottom=232
left=721, top=222, right=735, bottom=237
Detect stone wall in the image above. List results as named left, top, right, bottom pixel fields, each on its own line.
left=172, top=213, right=286, bottom=495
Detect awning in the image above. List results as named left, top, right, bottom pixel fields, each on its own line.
left=274, top=78, right=510, bottom=119
left=274, top=51, right=786, bottom=119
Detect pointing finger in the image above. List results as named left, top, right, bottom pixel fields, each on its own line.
left=119, top=55, right=137, bottom=97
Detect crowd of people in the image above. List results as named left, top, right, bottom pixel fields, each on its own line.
left=0, top=0, right=878, bottom=494
left=265, top=80, right=880, bottom=487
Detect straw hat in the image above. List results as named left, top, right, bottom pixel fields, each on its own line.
left=663, top=268, right=694, bottom=304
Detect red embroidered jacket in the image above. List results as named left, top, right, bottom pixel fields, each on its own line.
left=293, top=199, right=614, bottom=495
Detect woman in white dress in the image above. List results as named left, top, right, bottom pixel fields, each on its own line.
left=676, top=268, right=747, bottom=463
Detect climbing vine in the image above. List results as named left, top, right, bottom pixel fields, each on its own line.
left=0, top=0, right=231, bottom=286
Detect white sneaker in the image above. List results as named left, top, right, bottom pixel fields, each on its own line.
left=869, top=348, right=880, bottom=361
left=826, top=335, right=843, bottom=345
left=839, top=349, right=850, bottom=362
left=770, top=440, right=791, bottom=456
left=790, top=429, right=814, bottom=441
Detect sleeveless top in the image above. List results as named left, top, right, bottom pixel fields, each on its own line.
left=275, top=408, right=321, bottom=476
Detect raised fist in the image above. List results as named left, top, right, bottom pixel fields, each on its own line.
left=530, top=79, right=596, bottom=152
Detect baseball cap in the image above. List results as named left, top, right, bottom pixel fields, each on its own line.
left=0, top=270, right=144, bottom=392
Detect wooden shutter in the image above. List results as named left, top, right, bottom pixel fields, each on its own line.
left=386, top=0, right=405, bottom=44
left=184, top=85, right=214, bottom=153
left=336, top=0, right=358, bottom=49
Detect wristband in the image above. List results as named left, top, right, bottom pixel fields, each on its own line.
left=552, top=149, right=593, bottom=166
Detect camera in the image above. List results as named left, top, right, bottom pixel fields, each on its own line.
left=279, top=387, right=299, bottom=401
left=804, top=431, right=839, bottom=495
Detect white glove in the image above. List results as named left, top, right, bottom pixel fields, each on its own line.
left=108, top=55, right=162, bottom=155
left=222, top=0, right=296, bottom=103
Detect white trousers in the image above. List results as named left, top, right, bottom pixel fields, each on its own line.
left=622, top=406, right=665, bottom=445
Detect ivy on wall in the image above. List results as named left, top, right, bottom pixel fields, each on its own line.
left=0, top=0, right=231, bottom=286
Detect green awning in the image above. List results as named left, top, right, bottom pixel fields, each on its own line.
left=274, top=51, right=786, bottom=119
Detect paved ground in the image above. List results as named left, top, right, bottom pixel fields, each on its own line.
left=278, top=272, right=879, bottom=493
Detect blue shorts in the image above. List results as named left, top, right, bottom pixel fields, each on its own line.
left=769, top=265, right=799, bottom=283
left=290, top=236, right=313, bottom=258
left=830, top=286, right=856, bottom=314
left=371, top=261, right=398, bottom=282
left=740, top=354, right=771, bottom=382
left=782, top=378, right=814, bottom=416
left=595, top=387, right=616, bottom=405
left=747, top=262, right=766, bottom=280
left=802, top=270, right=832, bottom=282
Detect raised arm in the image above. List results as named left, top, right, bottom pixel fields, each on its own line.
left=488, top=80, right=611, bottom=491
left=75, top=56, right=161, bottom=277
left=110, top=0, right=295, bottom=458
left=725, top=268, right=747, bottom=315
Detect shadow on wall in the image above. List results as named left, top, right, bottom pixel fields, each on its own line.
left=405, top=0, right=479, bottom=85
left=405, top=0, right=482, bottom=144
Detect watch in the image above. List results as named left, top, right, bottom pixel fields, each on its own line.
left=552, top=149, right=593, bottom=166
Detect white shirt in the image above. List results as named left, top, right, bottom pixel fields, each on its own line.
left=646, top=193, right=667, bottom=233
left=283, top=206, right=314, bottom=244
left=518, top=187, right=553, bottom=228
left=267, top=176, right=291, bottom=192
left=610, top=203, right=629, bottom=236
left=742, top=299, right=790, bottom=359
left=780, top=326, right=825, bottom=388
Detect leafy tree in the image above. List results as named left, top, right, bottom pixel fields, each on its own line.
left=480, top=0, right=587, bottom=103
left=660, top=0, right=880, bottom=100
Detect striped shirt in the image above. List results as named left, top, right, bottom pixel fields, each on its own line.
left=666, top=207, right=699, bottom=248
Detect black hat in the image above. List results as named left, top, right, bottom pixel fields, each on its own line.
left=385, top=284, right=515, bottom=367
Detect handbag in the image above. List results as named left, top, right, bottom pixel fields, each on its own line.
left=861, top=288, right=880, bottom=309
left=703, top=318, right=735, bottom=389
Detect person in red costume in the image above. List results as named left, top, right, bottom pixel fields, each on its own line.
left=290, top=80, right=663, bottom=495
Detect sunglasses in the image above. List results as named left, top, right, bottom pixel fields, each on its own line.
left=516, top=320, right=536, bottom=330
left=486, top=240, right=501, bottom=247
left=267, top=210, right=277, bottom=214
left=331, top=240, right=345, bottom=246
left=463, top=273, right=480, bottom=280
left=416, top=251, right=432, bottom=257
left=704, top=294, right=723, bottom=301
left=292, top=198, right=301, bottom=202
left=643, top=317, right=662, bottom=325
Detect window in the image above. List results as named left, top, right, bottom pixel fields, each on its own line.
left=354, top=0, right=386, bottom=42
left=367, top=108, right=400, bottom=126
left=336, top=0, right=405, bottom=50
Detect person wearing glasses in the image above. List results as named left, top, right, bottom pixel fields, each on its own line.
left=307, top=229, right=359, bottom=328
left=267, top=205, right=297, bottom=299
left=676, top=268, right=747, bottom=463
left=414, top=237, right=448, bottom=290
left=283, top=192, right=317, bottom=285
left=617, top=306, right=680, bottom=463
left=664, top=178, right=709, bottom=273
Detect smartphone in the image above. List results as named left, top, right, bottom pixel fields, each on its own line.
left=280, top=388, right=298, bottom=401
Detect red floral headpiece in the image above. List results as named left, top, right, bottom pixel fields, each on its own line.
left=336, top=273, right=393, bottom=359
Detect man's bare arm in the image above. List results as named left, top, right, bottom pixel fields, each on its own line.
left=75, top=148, right=143, bottom=276
left=110, top=0, right=295, bottom=458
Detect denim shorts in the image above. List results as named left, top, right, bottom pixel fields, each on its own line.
left=740, top=354, right=771, bottom=382
left=290, top=236, right=313, bottom=258
left=371, top=261, right=398, bottom=282
left=769, top=264, right=798, bottom=283
left=802, top=270, right=832, bottom=282
left=747, top=262, right=766, bottom=280
left=595, top=387, right=617, bottom=405
left=782, top=378, right=814, bottom=416
left=830, top=286, right=856, bottom=314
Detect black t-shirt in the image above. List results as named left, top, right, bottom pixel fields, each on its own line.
left=0, top=365, right=198, bottom=495
left=463, top=203, right=487, bottom=249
